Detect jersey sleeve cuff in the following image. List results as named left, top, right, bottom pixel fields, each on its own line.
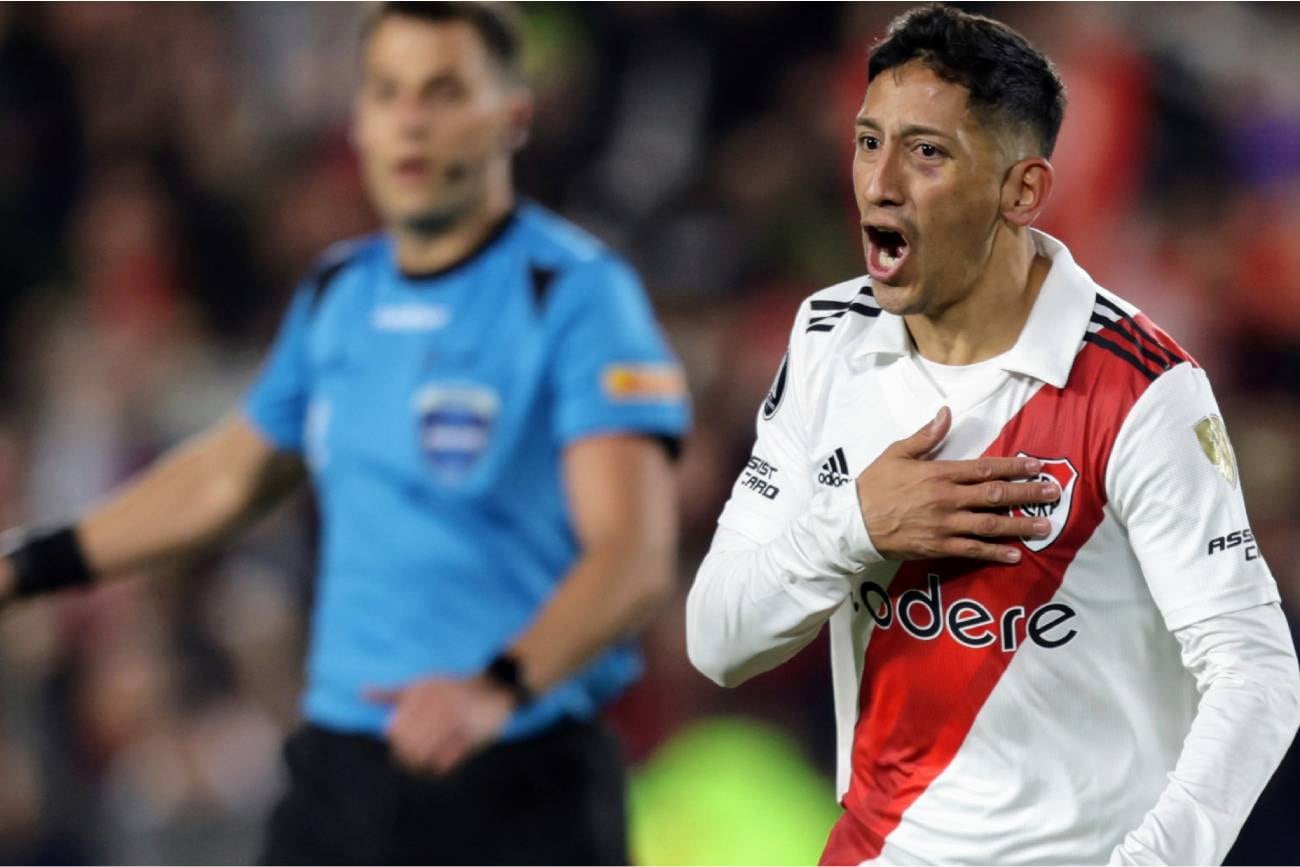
left=815, top=482, right=885, bottom=567
left=241, top=407, right=303, bottom=454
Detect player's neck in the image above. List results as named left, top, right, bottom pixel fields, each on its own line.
left=905, top=231, right=1049, bottom=366
left=391, top=176, right=516, bottom=277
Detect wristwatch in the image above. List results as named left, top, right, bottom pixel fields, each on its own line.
left=484, top=652, right=535, bottom=708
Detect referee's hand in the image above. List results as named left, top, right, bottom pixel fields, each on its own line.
left=364, top=675, right=515, bottom=776
left=856, top=406, right=1060, bottom=564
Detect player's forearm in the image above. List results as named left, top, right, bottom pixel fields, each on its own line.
left=686, top=486, right=872, bottom=687
left=507, top=532, right=676, bottom=697
left=1110, top=603, right=1300, bottom=865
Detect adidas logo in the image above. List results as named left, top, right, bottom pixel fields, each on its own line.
left=818, top=448, right=851, bottom=488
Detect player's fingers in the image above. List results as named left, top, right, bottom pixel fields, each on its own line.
left=949, top=512, right=1051, bottom=540
left=943, top=456, right=1045, bottom=484
left=952, top=479, right=1060, bottom=509
left=938, top=536, right=1024, bottom=564
left=889, top=407, right=951, bottom=459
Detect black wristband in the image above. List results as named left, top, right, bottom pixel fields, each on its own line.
left=5, top=526, right=95, bottom=599
left=484, top=653, right=534, bottom=708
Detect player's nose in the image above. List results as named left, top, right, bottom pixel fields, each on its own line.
left=394, top=94, right=432, bottom=141
left=862, top=143, right=906, bottom=208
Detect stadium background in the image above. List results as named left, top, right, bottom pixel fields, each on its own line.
left=1, top=2, right=1298, bottom=863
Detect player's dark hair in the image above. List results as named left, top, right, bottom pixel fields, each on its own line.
left=361, top=1, right=523, bottom=79
left=868, top=4, right=1066, bottom=158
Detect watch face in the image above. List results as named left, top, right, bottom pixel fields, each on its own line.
left=489, top=656, right=519, bottom=683
left=486, top=654, right=532, bottom=705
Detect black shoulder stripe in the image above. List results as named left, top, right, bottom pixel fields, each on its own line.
left=1092, top=295, right=1179, bottom=368
left=809, top=285, right=874, bottom=310
left=530, top=265, right=558, bottom=310
left=1088, top=313, right=1173, bottom=372
left=309, top=258, right=352, bottom=312
left=806, top=301, right=881, bottom=332
left=1082, top=332, right=1157, bottom=381
left=806, top=284, right=880, bottom=333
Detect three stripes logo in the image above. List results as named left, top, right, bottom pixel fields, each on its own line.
left=818, top=448, right=851, bottom=488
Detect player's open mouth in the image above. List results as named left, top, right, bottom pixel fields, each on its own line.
left=865, top=225, right=911, bottom=283
left=394, top=157, right=431, bottom=182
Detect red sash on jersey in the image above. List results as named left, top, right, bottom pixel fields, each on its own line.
left=821, top=314, right=1194, bottom=865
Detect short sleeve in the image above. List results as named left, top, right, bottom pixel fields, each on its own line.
left=548, top=256, right=690, bottom=449
left=244, top=287, right=313, bottom=453
left=1108, top=363, right=1280, bottom=632
left=715, top=312, right=830, bottom=546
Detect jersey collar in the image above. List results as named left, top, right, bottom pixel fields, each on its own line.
left=852, top=229, right=1095, bottom=389
left=391, top=205, right=522, bottom=283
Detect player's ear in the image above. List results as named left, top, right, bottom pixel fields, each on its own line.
left=1000, top=156, right=1053, bottom=228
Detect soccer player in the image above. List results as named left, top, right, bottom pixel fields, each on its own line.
left=0, top=3, right=688, bottom=863
left=687, top=6, right=1300, bottom=865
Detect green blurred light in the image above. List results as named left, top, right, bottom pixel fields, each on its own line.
left=628, top=717, right=841, bottom=866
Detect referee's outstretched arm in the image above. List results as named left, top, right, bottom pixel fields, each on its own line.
left=0, top=412, right=304, bottom=601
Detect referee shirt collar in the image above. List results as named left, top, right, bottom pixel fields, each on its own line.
left=853, top=230, right=1094, bottom=389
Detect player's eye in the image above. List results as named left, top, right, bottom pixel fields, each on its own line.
left=915, top=142, right=943, bottom=159
left=427, top=77, right=468, bottom=103
left=857, top=134, right=879, bottom=151
left=368, top=80, right=399, bottom=103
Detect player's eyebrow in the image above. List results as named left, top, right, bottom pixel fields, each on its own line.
left=856, top=116, right=956, bottom=143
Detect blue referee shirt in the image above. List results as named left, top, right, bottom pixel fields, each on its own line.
left=244, top=202, right=691, bottom=739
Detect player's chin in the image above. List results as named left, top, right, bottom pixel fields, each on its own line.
left=388, top=197, right=462, bottom=235
left=870, top=276, right=923, bottom=316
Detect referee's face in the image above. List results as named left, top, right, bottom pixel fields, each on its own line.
left=355, top=15, right=527, bottom=232
left=852, top=60, right=1011, bottom=317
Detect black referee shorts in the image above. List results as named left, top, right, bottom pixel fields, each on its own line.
left=260, top=718, right=628, bottom=865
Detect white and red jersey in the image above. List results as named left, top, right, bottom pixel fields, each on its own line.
left=688, top=231, right=1283, bottom=864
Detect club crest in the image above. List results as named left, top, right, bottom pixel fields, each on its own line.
left=1011, top=454, right=1078, bottom=552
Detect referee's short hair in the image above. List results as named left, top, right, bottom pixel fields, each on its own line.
left=361, top=2, right=524, bottom=80
left=868, top=4, right=1066, bottom=159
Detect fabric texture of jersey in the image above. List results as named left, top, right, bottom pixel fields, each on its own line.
left=705, top=231, right=1279, bottom=864
left=244, top=202, right=690, bottom=739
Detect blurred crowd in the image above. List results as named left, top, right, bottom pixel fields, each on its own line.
left=1, top=3, right=1298, bottom=864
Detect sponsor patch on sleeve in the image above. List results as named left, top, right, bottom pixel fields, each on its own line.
left=739, top=453, right=781, bottom=500
left=762, top=351, right=789, bottom=420
left=601, top=363, right=687, bottom=402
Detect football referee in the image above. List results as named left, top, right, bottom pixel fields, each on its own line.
left=0, top=3, right=689, bottom=864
